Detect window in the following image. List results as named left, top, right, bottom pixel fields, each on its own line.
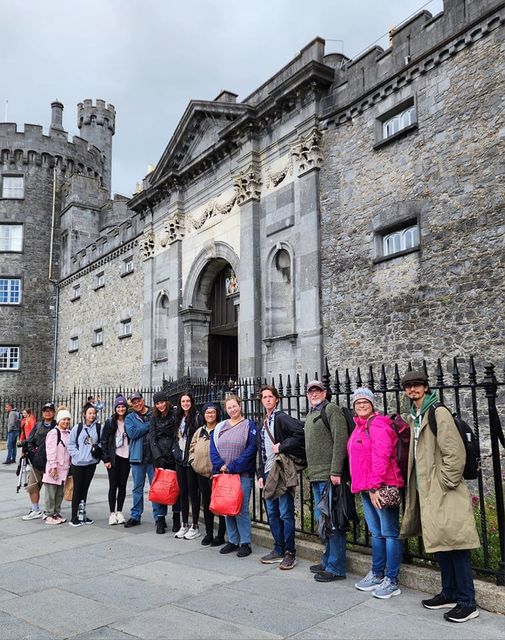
left=93, top=328, right=103, bottom=346
left=0, top=278, right=21, bottom=304
left=121, top=256, right=134, bottom=276
left=0, top=346, right=20, bottom=370
left=120, top=318, right=132, bottom=338
left=71, top=283, right=81, bottom=300
left=382, top=106, right=416, bottom=139
left=382, top=224, right=420, bottom=257
left=95, top=272, right=105, bottom=289
left=0, top=225, right=23, bottom=252
left=2, top=176, right=24, bottom=199
left=69, top=336, right=79, bottom=352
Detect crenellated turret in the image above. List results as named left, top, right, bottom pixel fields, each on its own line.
left=77, top=99, right=115, bottom=195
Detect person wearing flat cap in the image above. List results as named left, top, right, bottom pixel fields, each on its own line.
left=304, top=380, right=349, bottom=583
left=399, top=370, right=480, bottom=623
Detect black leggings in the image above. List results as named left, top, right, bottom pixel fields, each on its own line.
left=176, top=464, right=200, bottom=525
left=107, top=455, right=130, bottom=512
left=70, top=464, right=96, bottom=519
left=197, top=474, right=226, bottom=539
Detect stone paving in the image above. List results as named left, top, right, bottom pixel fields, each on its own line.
left=0, top=464, right=502, bottom=639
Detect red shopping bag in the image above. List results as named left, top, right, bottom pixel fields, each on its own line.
left=210, top=473, right=243, bottom=516
left=148, top=468, right=179, bottom=505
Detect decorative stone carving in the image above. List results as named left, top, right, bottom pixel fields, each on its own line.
left=160, top=214, right=185, bottom=246
left=291, top=128, right=324, bottom=174
left=192, top=193, right=237, bottom=229
left=265, top=159, right=292, bottom=189
left=233, top=165, right=262, bottom=204
left=139, top=229, right=155, bottom=260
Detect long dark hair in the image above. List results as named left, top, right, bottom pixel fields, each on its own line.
left=153, top=401, right=171, bottom=419
left=175, top=391, right=197, bottom=425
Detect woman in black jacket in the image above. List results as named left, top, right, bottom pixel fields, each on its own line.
left=148, top=390, right=180, bottom=534
left=174, top=391, right=204, bottom=540
left=101, top=394, right=130, bottom=525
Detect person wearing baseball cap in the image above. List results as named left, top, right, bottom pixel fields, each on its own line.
left=399, top=370, right=480, bottom=623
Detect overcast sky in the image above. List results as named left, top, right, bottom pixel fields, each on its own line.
left=1, top=0, right=443, bottom=196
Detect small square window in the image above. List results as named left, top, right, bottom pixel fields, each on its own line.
left=95, top=272, right=105, bottom=289
left=0, top=225, right=23, bottom=252
left=0, top=278, right=21, bottom=304
left=119, top=318, right=132, bottom=339
left=71, top=283, right=81, bottom=300
left=69, top=336, right=79, bottom=352
left=0, top=346, right=20, bottom=370
left=121, top=256, right=134, bottom=277
left=93, top=328, right=103, bottom=345
left=2, top=176, right=24, bottom=199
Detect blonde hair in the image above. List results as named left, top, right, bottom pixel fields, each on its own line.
left=223, top=394, right=242, bottom=410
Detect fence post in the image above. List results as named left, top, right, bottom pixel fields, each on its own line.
left=483, top=363, right=505, bottom=586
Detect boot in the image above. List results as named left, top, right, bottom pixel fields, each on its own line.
left=156, top=517, right=167, bottom=534
left=172, top=511, right=181, bottom=533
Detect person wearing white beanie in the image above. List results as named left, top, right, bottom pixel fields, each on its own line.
left=42, top=407, right=72, bottom=524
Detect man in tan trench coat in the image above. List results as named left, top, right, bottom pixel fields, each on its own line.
left=399, top=370, right=480, bottom=623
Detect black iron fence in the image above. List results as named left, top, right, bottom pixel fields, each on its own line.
left=1, top=357, right=504, bottom=585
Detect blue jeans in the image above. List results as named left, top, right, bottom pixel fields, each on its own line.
left=437, top=549, right=476, bottom=607
left=130, top=463, right=163, bottom=522
left=225, top=475, right=252, bottom=545
left=361, top=492, right=402, bottom=581
left=312, top=481, right=347, bottom=576
left=264, top=474, right=296, bottom=555
left=6, top=430, right=19, bottom=462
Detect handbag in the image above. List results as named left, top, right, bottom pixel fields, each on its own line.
left=63, top=475, right=74, bottom=501
left=148, top=468, right=179, bottom=505
left=210, top=473, right=243, bottom=516
left=377, top=485, right=401, bottom=508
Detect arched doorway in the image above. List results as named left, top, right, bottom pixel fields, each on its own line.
left=208, top=264, right=238, bottom=379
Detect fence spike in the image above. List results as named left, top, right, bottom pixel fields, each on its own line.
left=379, top=364, right=387, bottom=391
left=468, top=355, right=477, bottom=385
left=393, top=364, right=401, bottom=390
left=368, top=365, right=375, bottom=391
left=435, top=358, right=444, bottom=386
left=278, top=374, right=284, bottom=397
left=303, top=372, right=309, bottom=394
left=295, top=373, right=301, bottom=396
left=453, top=357, right=460, bottom=386
left=334, top=368, right=341, bottom=394
left=356, top=367, right=362, bottom=388
left=344, top=368, right=352, bottom=394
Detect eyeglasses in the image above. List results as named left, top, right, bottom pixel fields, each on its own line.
left=354, top=401, right=372, bottom=407
left=307, top=389, right=324, bottom=394
left=403, top=383, right=425, bottom=390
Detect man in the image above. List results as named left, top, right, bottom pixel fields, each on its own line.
left=257, top=385, right=305, bottom=570
left=399, top=370, right=480, bottom=623
left=3, top=402, right=20, bottom=464
left=124, top=392, right=164, bottom=529
left=22, top=402, right=56, bottom=520
left=304, top=380, right=348, bottom=582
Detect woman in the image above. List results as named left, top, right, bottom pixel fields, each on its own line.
left=149, top=390, right=180, bottom=534
left=347, top=387, right=404, bottom=598
left=210, top=395, right=257, bottom=557
left=42, top=408, right=71, bottom=524
left=20, top=408, right=36, bottom=443
left=67, top=402, right=102, bottom=527
left=101, top=394, right=130, bottom=525
left=189, top=402, right=226, bottom=546
left=174, top=391, right=204, bottom=539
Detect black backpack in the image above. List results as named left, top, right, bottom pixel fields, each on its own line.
left=428, top=403, right=480, bottom=480
left=318, top=404, right=355, bottom=438
left=31, top=428, right=62, bottom=471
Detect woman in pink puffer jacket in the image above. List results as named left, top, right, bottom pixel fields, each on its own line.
left=347, top=388, right=404, bottom=600
left=42, top=408, right=71, bottom=524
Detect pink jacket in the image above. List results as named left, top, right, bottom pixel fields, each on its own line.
left=42, top=427, right=71, bottom=485
left=347, top=413, right=404, bottom=493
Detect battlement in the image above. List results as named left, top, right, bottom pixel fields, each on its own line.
left=77, top=99, right=116, bottom=134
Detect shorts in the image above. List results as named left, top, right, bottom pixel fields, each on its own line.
left=27, top=467, right=43, bottom=495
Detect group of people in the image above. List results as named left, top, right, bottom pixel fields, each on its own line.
left=8, top=368, right=480, bottom=623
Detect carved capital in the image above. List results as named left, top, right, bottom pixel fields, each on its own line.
left=160, top=213, right=185, bottom=246
left=233, top=165, right=262, bottom=204
left=291, top=128, right=324, bottom=175
left=139, top=229, right=155, bottom=260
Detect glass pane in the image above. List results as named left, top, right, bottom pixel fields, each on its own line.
left=402, top=225, right=419, bottom=249
left=383, top=232, right=401, bottom=255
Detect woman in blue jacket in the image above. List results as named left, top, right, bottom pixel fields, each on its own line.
left=210, top=395, right=257, bottom=557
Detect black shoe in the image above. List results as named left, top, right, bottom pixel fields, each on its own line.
left=201, top=534, right=213, bottom=545
left=2, top=460, right=11, bottom=465
left=124, top=518, right=141, bottom=528
left=210, top=537, right=226, bottom=547
left=156, top=517, right=166, bottom=534
left=422, top=593, right=457, bottom=610
left=314, top=571, right=346, bottom=582
left=172, top=512, right=181, bottom=533
left=219, top=542, right=239, bottom=554
left=443, top=605, right=479, bottom=623
left=237, top=543, right=252, bottom=558
left=310, top=563, right=324, bottom=574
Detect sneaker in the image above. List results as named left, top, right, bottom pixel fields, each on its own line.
left=314, top=571, right=346, bottom=582
left=175, top=524, right=190, bottom=539
left=184, top=525, right=201, bottom=540
left=355, top=570, right=384, bottom=592
left=172, top=512, right=181, bottom=532
left=83, top=517, right=94, bottom=525
left=109, top=513, right=118, bottom=526
left=115, top=511, right=125, bottom=524
left=55, top=514, right=67, bottom=523
left=42, top=513, right=48, bottom=521
left=201, top=534, right=214, bottom=546
left=156, top=517, right=167, bottom=534
left=237, top=543, right=252, bottom=557
left=422, top=593, right=457, bottom=610
left=69, top=518, right=82, bottom=527
left=279, top=552, right=297, bottom=570
left=220, top=542, right=239, bottom=554
left=22, top=509, right=43, bottom=521
left=210, top=536, right=226, bottom=547
left=373, top=577, right=401, bottom=599
left=45, top=516, right=62, bottom=525
left=310, top=563, right=324, bottom=574
left=260, top=550, right=284, bottom=564
left=124, top=518, right=141, bottom=528
left=443, top=605, right=479, bottom=623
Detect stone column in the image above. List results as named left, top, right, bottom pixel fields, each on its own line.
left=139, top=226, right=155, bottom=386
left=180, top=309, right=212, bottom=378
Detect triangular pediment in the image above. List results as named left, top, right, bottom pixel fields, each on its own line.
left=150, top=100, right=250, bottom=183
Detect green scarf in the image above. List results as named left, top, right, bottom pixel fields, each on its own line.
left=410, top=390, right=438, bottom=419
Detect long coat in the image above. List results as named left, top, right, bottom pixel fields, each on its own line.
left=400, top=405, right=480, bottom=553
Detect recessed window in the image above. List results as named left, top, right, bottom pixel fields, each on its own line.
left=69, top=336, right=79, bottom=352
left=374, top=98, right=417, bottom=149
left=2, top=176, right=24, bottom=199
left=121, top=256, right=134, bottom=277
left=0, top=346, right=20, bottom=370
left=71, top=283, right=81, bottom=300
left=95, top=272, right=105, bottom=289
left=93, top=328, right=103, bottom=346
left=381, top=224, right=420, bottom=259
left=0, top=278, right=21, bottom=304
left=0, top=224, right=23, bottom=252
left=382, top=106, right=416, bottom=139
left=119, top=318, right=132, bottom=339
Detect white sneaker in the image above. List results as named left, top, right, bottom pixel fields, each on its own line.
left=109, top=513, right=118, bottom=525
left=175, top=524, right=190, bottom=539
left=184, top=525, right=201, bottom=540
left=22, top=509, right=43, bottom=521
left=115, top=511, right=125, bottom=524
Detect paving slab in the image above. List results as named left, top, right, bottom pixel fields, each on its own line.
left=71, top=627, right=139, bottom=640
left=169, top=544, right=274, bottom=578
left=0, top=560, right=71, bottom=595
left=0, top=609, right=54, bottom=639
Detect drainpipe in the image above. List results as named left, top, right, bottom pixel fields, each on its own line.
left=48, top=163, right=59, bottom=398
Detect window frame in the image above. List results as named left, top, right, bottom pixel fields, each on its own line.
left=0, top=277, right=22, bottom=305
left=374, top=97, right=418, bottom=149
left=94, top=271, right=105, bottom=290
left=119, top=318, right=132, bottom=339
left=0, top=345, right=20, bottom=370
left=92, top=328, right=103, bottom=347
left=0, top=224, right=23, bottom=253
left=69, top=336, right=79, bottom=353
left=374, top=219, right=420, bottom=264
left=1, top=175, right=25, bottom=200
left=121, top=256, right=134, bottom=277
left=71, top=283, right=81, bottom=301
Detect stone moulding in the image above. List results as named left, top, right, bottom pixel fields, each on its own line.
left=233, top=165, right=262, bottom=204
left=291, top=128, right=324, bottom=174
left=191, top=193, right=237, bottom=230
left=139, top=229, right=155, bottom=260
left=265, top=158, right=293, bottom=189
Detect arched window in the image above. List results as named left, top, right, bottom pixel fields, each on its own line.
left=382, top=224, right=419, bottom=257
left=383, top=106, right=416, bottom=139
left=154, top=292, right=169, bottom=360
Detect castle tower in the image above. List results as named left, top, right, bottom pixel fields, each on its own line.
left=77, top=99, right=115, bottom=194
